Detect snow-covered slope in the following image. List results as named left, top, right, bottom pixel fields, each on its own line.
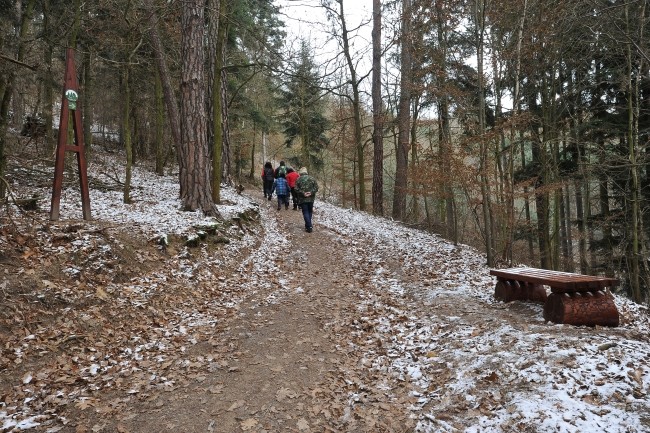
left=2, top=157, right=649, bottom=432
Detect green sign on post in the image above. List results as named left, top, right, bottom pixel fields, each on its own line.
left=65, top=89, right=78, bottom=110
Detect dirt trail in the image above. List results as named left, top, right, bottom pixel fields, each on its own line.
left=99, top=195, right=416, bottom=433
left=8, top=189, right=646, bottom=433
left=63, top=192, right=548, bottom=433
left=3, top=146, right=649, bottom=433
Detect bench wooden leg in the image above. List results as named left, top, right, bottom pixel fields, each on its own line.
left=495, top=279, right=522, bottom=302
left=495, top=279, right=511, bottom=301
left=495, top=279, right=547, bottom=303
left=543, top=291, right=619, bottom=327
left=523, top=282, right=547, bottom=303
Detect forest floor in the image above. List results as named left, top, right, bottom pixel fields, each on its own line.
left=1, top=147, right=650, bottom=433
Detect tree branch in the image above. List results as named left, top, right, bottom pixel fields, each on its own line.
left=0, top=53, right=37, bottom=71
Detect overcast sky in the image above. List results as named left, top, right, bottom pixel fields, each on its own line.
left=276, top=0, right=372, bottom=40
left=275, top=0, right=377, bottom=100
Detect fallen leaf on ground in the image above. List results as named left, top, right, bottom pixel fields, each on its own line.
left=240, top=418, right=258, bottom=430
left=228, top=399, right=246, bottom=411
left=297, top=418, right=310, bottom=431
left=276, top=387, right=298, bottom=401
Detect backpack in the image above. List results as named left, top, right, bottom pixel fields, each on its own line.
left=297, top=176, right=318, bottom=199
left=264, top=166, right=274, bottom=181
left=278, top=165, right=287, bottom=178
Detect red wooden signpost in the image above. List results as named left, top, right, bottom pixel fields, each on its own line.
left=50, top=48, right=91, bottom=221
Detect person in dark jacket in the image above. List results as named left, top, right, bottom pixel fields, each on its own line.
left=295, top=167, right=319, bottom=232
left=261, top=161, right=274, bottom=200
left=274, top=160, right=288, bottom=179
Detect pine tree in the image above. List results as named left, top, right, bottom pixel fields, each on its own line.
left=280, top=41, right=328, bottom=171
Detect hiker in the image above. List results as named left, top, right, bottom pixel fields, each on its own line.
left=274, top=160, right=288, bottom=179
left=295, top=167, right=319, bottom=232
left=285, top=167, right=300, bottom=210
left=261, top=161, right=274, bottom=200
left=271, top=171, right=290, bottom=210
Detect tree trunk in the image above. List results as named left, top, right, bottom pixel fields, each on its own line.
left=562, top=180, right=575, bottom=272
left=146, top=0, right=182, bottom=189
left=0, top=0, right=36, bottom=198
left=506, top=0, right=528, bottom=263
left=436, top=0, right=456, bottom=243
left=409, top=102, right=420, bottom=222
left=123, top=66, right=133, bottom=204
left=528, top=87, right=550, bottom=269
left=154, top=68, right=165, bottom=175
left=336, top=0, right=366, bottom=211
left=82, top=49, right=94, bottom=157
left=42, top=0, right=55, bottom=153
left=70, top=0, right=81, bottom=47
left=625, top=3, right=641, bottom=302
left=550, top=123, right=560, bottom=269
left=221, top=70, right=232, bottom=181
left=206, top=0, right=219, bottom=161
left=212, top=0, right=228, bottom=202
left=371, top=0, right=383, bottom=216
left=249, top=126, right=256, bottom=179
left=179, top=0, right=214, bottom=213
left=475, top=0, right=494, bottom=265
left=392, top=0, right=412, bottom=221
left=574, top=179, right=587, bottom=273
left=341, top=120, right=347, bottom=207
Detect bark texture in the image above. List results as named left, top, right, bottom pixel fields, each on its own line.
left=179, top=0, right=214, bottom=213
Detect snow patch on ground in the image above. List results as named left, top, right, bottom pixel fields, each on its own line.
left=3, top=161, right=649, bottom=432
left=316, top=200, right=650, bottom=432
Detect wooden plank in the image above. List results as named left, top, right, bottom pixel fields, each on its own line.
left=490, top=267, right=618, bottom=292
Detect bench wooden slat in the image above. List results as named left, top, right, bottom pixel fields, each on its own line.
left=489, top=267, right=619, bottom=292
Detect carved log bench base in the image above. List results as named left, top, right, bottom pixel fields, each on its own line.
left=494, top=279, right=548, bottom=303
left=543, top=291, right=619, bottom=327
left=490, top=267, right=620, bottom=327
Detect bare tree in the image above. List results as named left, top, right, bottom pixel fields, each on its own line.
left=372, top=0, right=384, bottom=215
left=473, top=0, right=495, bottom=266
left=392, top=0, right=412, bottom=221
left=146, top=0, right=183, bottom=190
left=321, top=0, right=369, bottom=211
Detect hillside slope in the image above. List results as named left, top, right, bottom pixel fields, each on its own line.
left=1, top=153, right=649, bottom=432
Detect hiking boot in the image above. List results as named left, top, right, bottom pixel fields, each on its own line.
left=306, top=227, right=313, bottom=233
left=293, top=205, right=297, bottom=210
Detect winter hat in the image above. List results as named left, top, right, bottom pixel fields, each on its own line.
left=299, top=167, right=308, bottom=175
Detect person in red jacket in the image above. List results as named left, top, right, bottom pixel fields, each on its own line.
left=285, top=167, right=300, bottom=210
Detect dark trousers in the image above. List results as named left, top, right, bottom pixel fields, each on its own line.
left=277, top=194, right=289, bottom=209
left=300, top=202, right=314, bottom=229
left=263, top=180, right=274, bottom=198
left=290, top=187, right=298, bottom=208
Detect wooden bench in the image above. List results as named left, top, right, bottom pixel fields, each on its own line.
left=489, top=267, right=620, bottom=327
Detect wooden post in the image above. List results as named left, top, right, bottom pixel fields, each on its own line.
left=50, top=47, right=91, bottom=221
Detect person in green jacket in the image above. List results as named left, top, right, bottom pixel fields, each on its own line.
left=295, top=167, right=319, bottom=233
